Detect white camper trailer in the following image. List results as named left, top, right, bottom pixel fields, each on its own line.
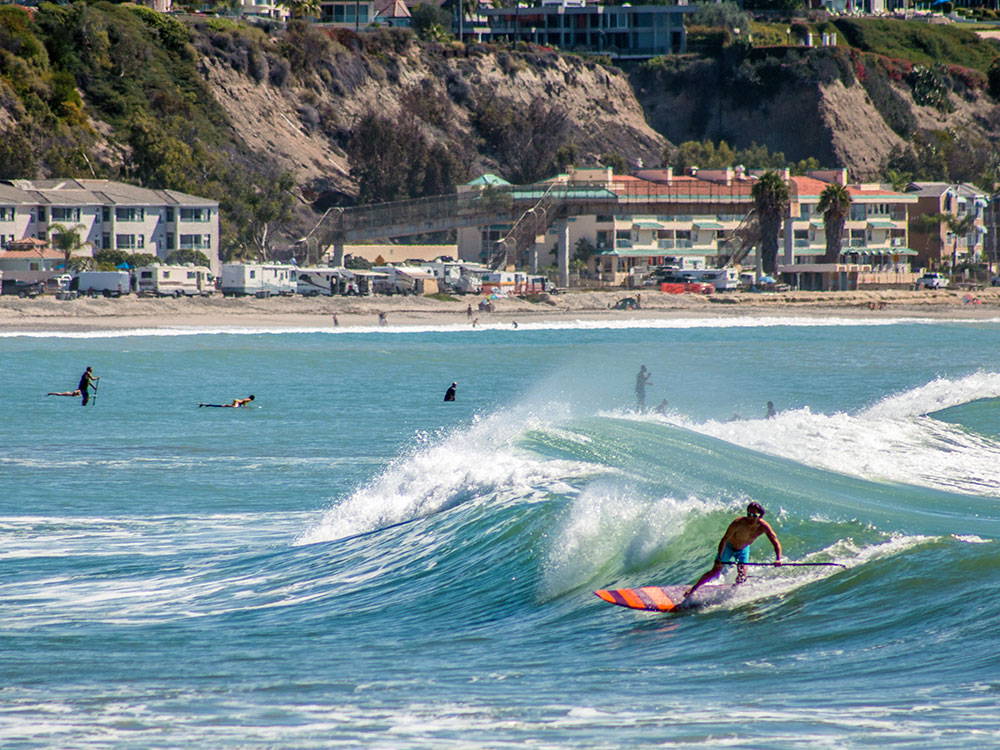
left=221, top=264, right=296, bottom=297
left=75, top=271, right=132, bottom=297
left=135, top=265, right=214, bottom=297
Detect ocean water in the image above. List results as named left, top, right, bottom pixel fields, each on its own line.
left=2, top=316, right=1000, bottom=747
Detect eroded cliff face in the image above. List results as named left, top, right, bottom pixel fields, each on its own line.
left=198, top=33, right=669, bottom=199
left=630, top=47, right=998, bottom=180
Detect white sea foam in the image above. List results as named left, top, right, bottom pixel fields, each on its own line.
left=296, top=404, right=593, bottom=545
left=861, top=370, right=1000, bottom=419
left=4, top=315, right=1000, bottom=339
left=628, top=373, right=1000, bottom=496
left=540, top=485, right=725, bottom=599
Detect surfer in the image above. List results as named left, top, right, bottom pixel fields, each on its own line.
left=635, top=365, right=651, bottom=410
left=199, top=395, right=255, bottom=408
left=444, top=382, right=457, bottom=402
left=684, top=502, right=782, bottom=599
left=48, top=367, right=99, bottom=406
left=766, top=401, right=776, bottom=418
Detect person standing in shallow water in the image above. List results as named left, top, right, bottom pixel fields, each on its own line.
left=444, top=382, right=457, bottom=401
left=634, top=365, right=651, bottom=410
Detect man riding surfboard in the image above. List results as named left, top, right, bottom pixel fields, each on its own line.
left=685, top=502, right=781, bottom=600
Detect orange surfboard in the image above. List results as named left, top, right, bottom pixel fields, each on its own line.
left=594, top=584, right=737, bottom=612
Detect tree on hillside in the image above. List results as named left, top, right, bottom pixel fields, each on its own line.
left=48, top=222, right=91, bottom=272
left=817, top=183, right=852, bottom=263
left=751, top=171, right=788, bottom=275
left=278, top=0, right=320, bottom=18
left=166, top=249, right=212, bottom=267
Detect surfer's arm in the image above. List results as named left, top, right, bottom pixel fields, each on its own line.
left=761, top=521, right=782, bottom=564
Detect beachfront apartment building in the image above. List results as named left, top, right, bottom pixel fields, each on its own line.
left=0, top=179, right=221, bottom=273
left=457, top=167, right=920, bottom=290
left=779, top=169, right=919, bottom=290
left=904, top=182, right=989, bottom=271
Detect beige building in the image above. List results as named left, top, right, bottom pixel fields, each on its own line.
left=458, top=167, right=920, bottom=290
left=0, top=179, right=221, bottom=273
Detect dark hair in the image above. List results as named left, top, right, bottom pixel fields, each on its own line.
left=747, top=502, right=765, bottom=518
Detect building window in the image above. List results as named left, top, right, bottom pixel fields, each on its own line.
left=166, top=207, right=175, bottom=222
left=115, top=234, right=145, bottom=250
left=0, top=207, right=13, bottom=222
left=51, top=207, right=81, bottom=222
left=180, top=234, right=211, bottom=250
left=102, top=206, right=111, bottom=222
left=850, top=205, right=866, bottom=221
left=166, top=232, right=175, bottom=250
left=37, top=207, right=47, bottom=222
left=115, top=207, right=145, bottom=222
left=180, top=208, right=210, bottom=222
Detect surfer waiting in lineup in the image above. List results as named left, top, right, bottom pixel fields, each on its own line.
left=199, top=395, right=255, bottom=408
left=635, top=365, right=651, bottom=410
left=444, top=382, right=457, bottom=402
left=684, top=502, right=782, bottom=599
left=47, top=367, right=99, bottom=406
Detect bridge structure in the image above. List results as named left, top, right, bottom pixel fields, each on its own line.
left=322, top=181, right=756, bottom=285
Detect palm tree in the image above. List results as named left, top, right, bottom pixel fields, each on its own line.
left=48, top=223, right=90, bottom=272
left=817, top=183, right=852, bottom=263
left=751, top=171, right=789, bottom=275
left=945, top=212, right=977, bottom=271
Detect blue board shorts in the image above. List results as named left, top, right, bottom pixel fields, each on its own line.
left=718, top=542, right=749, bottom=564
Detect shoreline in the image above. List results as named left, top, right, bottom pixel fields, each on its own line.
left=2, top=288, right=1000, bottom=333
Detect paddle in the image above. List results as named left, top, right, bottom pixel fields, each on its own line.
left=721, top=561, right=846, bottom=568
left=90, top=378, right=99, bottom=407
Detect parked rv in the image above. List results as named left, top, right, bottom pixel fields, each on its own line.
left=676, top=268, right=740, bottom=291
left=293, top=268, right=340, bottom=296
left=75, top=271, right=132, bottom=297
left=135, top=265, right=214, bottom=297
left=221, top=264, right=296, bottom=297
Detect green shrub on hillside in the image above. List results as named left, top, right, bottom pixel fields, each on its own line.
left=832, top=18, right=998, bottom=73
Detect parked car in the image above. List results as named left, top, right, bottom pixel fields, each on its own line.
left=917, top=272, right=949, bottom=289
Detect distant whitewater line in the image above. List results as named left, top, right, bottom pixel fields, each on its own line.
left=4, top=315, right=1000, bottom=338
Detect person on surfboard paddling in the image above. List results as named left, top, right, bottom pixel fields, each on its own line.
left=685, top=502, right=781, bottom=599
left=199, top=395, right=255, bottom=408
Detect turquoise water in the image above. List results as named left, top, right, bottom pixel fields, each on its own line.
left=3, top=316, right=1000, bottom=747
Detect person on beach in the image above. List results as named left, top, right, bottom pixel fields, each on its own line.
left=444, top=382, right=457, bottom=402
left=378, top=311, right=387, bottom=326
left=48, top=367, right=99, bottom=406
left=635, top=365, right=651, bottom=410
left=332, top=313, right=339, bottom=327
left=466, top=304, right=473, bottom=319
left=685, top=502, right=782, bottom=599
left=199, top=395, right=255, bottom=408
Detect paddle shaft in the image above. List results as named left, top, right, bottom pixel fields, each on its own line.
left=721, top=561, right=846, bottom=568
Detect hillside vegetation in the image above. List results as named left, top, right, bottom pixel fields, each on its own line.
left=1, top=5, right=1000, bottom=257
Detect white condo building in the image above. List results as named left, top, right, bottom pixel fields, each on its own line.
left=0, top=179, right=221, bottom=273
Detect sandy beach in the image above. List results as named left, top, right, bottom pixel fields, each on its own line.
left=2, top=288, right=1000, bottom=332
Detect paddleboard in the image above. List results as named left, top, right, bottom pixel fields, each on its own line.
left=594, top=584, right=739, bottom=612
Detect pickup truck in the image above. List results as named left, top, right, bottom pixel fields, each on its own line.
left=917, top=273, right=949, bottom=289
